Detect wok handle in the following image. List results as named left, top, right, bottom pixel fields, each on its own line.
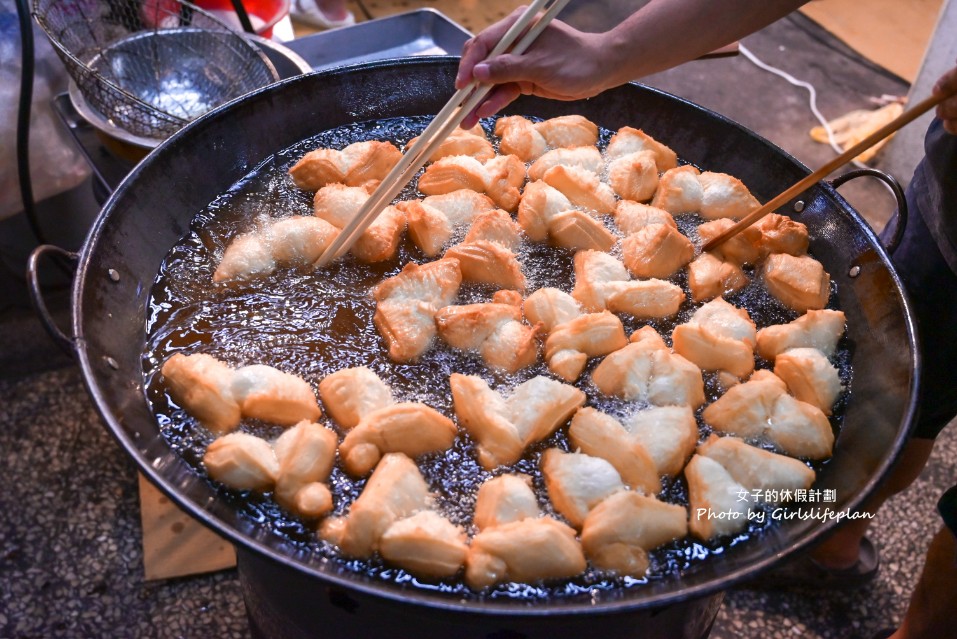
left=27, top=244, right=78, bottom=356
left=829, top=168, right=908, bottom=254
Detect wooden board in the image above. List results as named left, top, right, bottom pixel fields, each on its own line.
left=138, top=474, right=236, bottom=581
left=800, top=0, right=943, bottom=82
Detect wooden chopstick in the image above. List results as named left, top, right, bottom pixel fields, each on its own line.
left=315, top=0, right=571, bottom=266
left=702, top=89, right=953, bottom=252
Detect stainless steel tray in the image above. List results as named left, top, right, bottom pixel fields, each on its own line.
left=284, top=8, right=472, bottom=71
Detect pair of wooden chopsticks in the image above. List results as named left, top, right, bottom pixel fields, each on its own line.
left=315, top=0, right=572, bottom=267
left=702, top=89, right=955, bottom=252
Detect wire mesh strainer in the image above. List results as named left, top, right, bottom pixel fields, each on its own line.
left=33, top=0, right=280, bottom=140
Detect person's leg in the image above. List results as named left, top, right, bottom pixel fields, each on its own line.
left=807, top=438, right=934, bottom=569
left=888, top=486, right=957, bottom=639
left=805, top=137, right=957, bottom=571
left=748, top=130, right=957, bottom=588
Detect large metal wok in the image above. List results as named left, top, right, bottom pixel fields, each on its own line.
left=32, top=58, right=918, bottom=638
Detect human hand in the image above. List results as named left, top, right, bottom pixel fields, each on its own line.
left=935, top=62, right=957, bottom=135
left=455, top=7, right=613, bottom=129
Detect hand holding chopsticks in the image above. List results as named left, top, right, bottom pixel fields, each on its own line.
left=702, top=86, right=957, bottom=253
left=314, top=0, right=572, bottom=267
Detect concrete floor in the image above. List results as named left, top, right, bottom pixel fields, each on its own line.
left=2, top=7, right=953, bottom=639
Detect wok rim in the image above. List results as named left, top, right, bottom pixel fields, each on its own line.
left=71, top=55, right=921, bottom=615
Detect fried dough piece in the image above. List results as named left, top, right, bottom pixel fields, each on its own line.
left=591, top=326, right=706, bottom=408
left=696, top=218, right=763, bottom=266
left=756, top=309, right=846, bottom=360
left=203, top=432, right=279, bottom=491
left=162, top=353, right=321, bottom=432
left=379, top=510, right=469, bottom=578
left=450, top=373, right=586, bottom=470
left=548, top=210, right=618, bottom=252
left=445, top=240, right=526, bottom=291
left=288, top=482, right=334, bottom=519
left=522, top=288, right=627, bottom=380
left=435, top=297, right=540, bottom=373
left=518, top=179, right=574, bottom=242
left=162, top=353, right=242, bottom=433
left=495, top=115, right=599, bottom=161
left=622, top=405, right=698, bottom=477
left=481, top=155, right=527, bottom=211
left=462, top=209, right=523, bottom=250
left=762, top=253, right=831, bottom=312
left=697, top=434, right=815, bottom=494
left=418, top=154, right=526, bottom=211
left=605, top=126, right=678, bottom=170
left=407, top=124, right=495, bottom=163
left=495, top=116, right=547, bottom=161
left=567, top=407, right=660, bottom=493
left=703, top=370, right=834, bottom=459
left=319, top=453, right=432, bottom=558
left=544, top=311, right=628, bottom=381
left=774, top=347, right=842, bottom=415
left=651, top=165, right=702, bottom=214
left=698, top=171, right=761, bottom=220
left=339, top=403, right=457, bottom=476
left=528, top=146, right=604, bottom=182
left=688, top=433, right=817, bottom=539
left=313, top=184, right=406, bottom=262
left=523, top=287, right=582, bottom=332
left=273, top=420, right=338, bottom=518
left=289, top=140, right=402, bottom=191
left=572, top=250, right=685, bottom=319
left=697, top=213, right=808, bottom=266
left=203, top=425, right=333, bottom=516
left=214, top=230, right=275, bottom=284
left=571, top=249, right=643, bottom=312
left=318, top=366, right=394, bottom=430
left=473, top=474, right=541, bottom=531
left=465, top=517, right=587, bottom=590
left=437, top=297, right=523, bottom=354
left=652, top=167, right=760, bottom=220
left=232, top=364, right=323, bottom=426
left=603, top=279, right=686, bottom=319
left=373, top=258, right=462, bottom=362
left=541, top=448, right=626, bottom=528
left=608, top=150, right=660, bottom=202
left=542, top=165, right=616, bottom=215
left=581, top=491, right=688, bottom=577
left=671, top=297, right=757, bottom=379
left=687, top=252, right=749, bottom=303
left=614, top=201, right=676, bottom=236
left=620, top=223, right=695, bottom=279
left=536, top=115, right=600, bottom=149
left=214, top=216, right=341, bottom=283
left=518, top=180, right=615, bottom=250
left=684, top=454, right=751, bottom=539
left=753, top=213, right=809, bottom=256
left=400, top=190, right=497, bottom=257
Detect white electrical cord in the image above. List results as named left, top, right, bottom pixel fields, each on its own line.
left=737, top=42, right=866, bottom=169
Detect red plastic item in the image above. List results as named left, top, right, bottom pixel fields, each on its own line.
left=193, top=0, right=289, bottom=38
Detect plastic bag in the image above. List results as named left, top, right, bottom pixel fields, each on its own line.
left=0, top=0, right=91, bottom=220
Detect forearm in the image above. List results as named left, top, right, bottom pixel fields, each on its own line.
left=598, top=0, right=811, bottom=89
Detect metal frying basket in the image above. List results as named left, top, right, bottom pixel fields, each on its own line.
left=33, top=0, right=280, bottom=140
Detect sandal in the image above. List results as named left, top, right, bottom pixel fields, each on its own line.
left=738, top=536, right=880, bottom=591
left=289, top=0, right=355, bottom=29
